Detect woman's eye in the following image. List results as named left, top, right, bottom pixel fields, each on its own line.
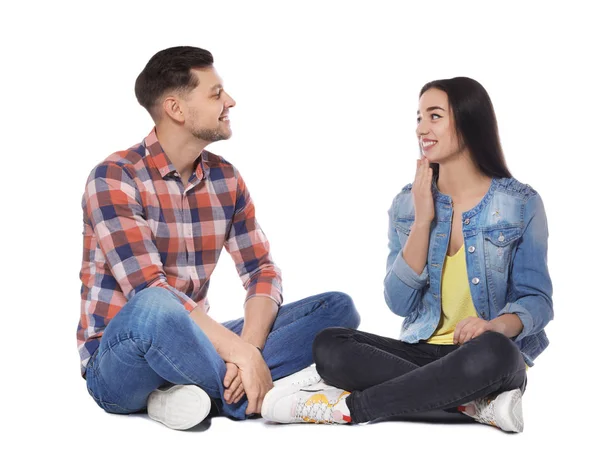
left=432, top=113, right=441, bottom=120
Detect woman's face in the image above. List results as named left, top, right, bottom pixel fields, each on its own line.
left=416, top=88, right=463, bottom=162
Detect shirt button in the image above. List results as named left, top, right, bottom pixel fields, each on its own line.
left=468, top=246, right=475, bottom=253
left=464, top=218, right=470, bottom=225
left=498, top=233, right=505, bottom=242
left=471, top=277, right=480, bottom=285
left=481, top=311, right=487, bottom=319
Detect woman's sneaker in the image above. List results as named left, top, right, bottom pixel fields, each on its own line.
left=262, top=386, right=352, bottom=424
left=147, top=385, right=211, bottom=430
left=458, top=389, right=524, bottom=432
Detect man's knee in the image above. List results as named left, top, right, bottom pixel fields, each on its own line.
left=118, top=287, right=190, bottom=334
left=322, top=291, right=361, bottom=330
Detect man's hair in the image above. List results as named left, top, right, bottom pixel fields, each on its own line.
left=135, top=46, right=214, bottom=119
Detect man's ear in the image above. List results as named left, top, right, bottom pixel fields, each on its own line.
left=162, top=96, right=185, bottom=123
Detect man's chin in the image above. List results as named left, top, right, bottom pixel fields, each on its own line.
left=193, top=128, right=232, bottom=143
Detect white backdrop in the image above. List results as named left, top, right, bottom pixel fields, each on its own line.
left=1, top=0, right=598, bottom=457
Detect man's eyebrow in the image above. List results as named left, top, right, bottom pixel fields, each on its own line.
left=417, top=106, right=446, bottom=114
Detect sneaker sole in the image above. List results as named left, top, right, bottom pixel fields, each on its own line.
left=494, top=389, right=524, bottom=433
left=147, top=385, right=211, bottom=430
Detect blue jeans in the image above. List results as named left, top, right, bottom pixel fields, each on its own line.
left=85, top=288, right=360, bottom=419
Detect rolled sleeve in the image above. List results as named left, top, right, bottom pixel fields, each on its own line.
left=498, top=193, right=553, bottom=342
left=392, top=249, right=430, bottom=290
left=224, top=169, right=283, bottom=306
left=383, top=196, right=427, bottom=317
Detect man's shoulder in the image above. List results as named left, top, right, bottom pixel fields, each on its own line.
left=89, top=143, right=146, bottom=179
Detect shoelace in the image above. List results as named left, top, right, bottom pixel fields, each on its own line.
left=291, top=375, right=322, bottom=387
left=294, top=397, right=336, bottom=423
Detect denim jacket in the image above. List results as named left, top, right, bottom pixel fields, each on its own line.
left=384, top=177, right=553, bottom=366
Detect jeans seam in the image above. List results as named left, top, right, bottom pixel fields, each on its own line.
left=93, top=335, right=220, bottom=410
left=267, top=300, right=324, bottom=342
left=151, top=344, right=221, bottom=394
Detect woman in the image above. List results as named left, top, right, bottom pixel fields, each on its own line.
left=260, top=77, right=553, bottom=432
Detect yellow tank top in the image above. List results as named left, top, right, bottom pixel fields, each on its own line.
left=427, top=245, right=478, bottom=345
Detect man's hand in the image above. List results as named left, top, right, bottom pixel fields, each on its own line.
left=223, top=362, right=246, bottom=404
left=453, top=317, right=497, bottom=345
left=236, top=345, right=273, bottom=415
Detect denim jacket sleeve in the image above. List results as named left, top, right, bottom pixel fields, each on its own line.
left=384, top=197, right=429, bottom=317
left=498, top=192, right=554, bottom=342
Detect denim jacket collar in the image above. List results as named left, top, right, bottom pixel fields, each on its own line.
left=432, top=176, right=500, bottom=220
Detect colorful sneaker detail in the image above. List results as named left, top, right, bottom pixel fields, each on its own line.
left=459, top=388, right=524, bottom=433
left=262, top=387, right=351, bottom=424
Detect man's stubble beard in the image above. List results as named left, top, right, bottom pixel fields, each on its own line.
left=191, top=126, right=231, bottom=143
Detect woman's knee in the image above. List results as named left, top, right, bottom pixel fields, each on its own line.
left=312, top=327, right=356, bottom=375
left=465, top=331, right=525, bottom=375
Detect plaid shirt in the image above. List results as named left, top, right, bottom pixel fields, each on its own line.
left=77, top=129, right=282, bottom=374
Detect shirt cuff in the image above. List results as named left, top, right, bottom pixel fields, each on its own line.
left=245, top=281, right=283, bottom=307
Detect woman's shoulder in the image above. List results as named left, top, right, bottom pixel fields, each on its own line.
left=495, top=177, right=541, bottom=203
left=392, top=183, right=414, bottom=202
left=389, top=183, right=415, bottom=217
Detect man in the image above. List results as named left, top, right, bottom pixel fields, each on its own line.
left=77, top=46, right=360, bottom=430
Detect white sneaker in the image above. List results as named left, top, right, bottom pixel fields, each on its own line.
left=273, top=365, right=323, bottom=390
left=459, top=389, right=524, bottom=433
left=262, top=386, right=352, bottom=424
left=147, top=385, right=211, bottom=430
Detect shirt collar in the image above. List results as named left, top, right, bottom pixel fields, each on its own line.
left=142, top=128, right=207, bottom=181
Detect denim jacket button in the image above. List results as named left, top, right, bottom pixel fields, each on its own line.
left=471, top=277, right=480, bottom=285
left=481, top=311, right=487, bottom=318
left=498, top=233, right=505, bottom=242
left=468, top=246, right=475, bottom=253
left=464, top=218, right=470, bottom=225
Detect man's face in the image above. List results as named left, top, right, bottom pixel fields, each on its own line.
left=179, top=67, right=236, bottom=143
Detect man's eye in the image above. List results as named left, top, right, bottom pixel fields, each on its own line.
left=215, top=92, right=221, bottom=99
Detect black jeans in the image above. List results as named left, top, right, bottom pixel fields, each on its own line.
left=313, top=328, right=527, bottom=423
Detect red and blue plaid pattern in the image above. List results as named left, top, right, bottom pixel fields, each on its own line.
left=77, top=129, right=282, bottom=374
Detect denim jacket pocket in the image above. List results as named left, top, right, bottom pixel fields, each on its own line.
left=394, top=219, right=413, bottom=235
left=394, top=219, right=414, bottom=245
left=483, top=226, right=521, bottom=273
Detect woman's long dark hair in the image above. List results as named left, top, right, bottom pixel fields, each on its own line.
left=420, top=77, right=511, bottom=178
